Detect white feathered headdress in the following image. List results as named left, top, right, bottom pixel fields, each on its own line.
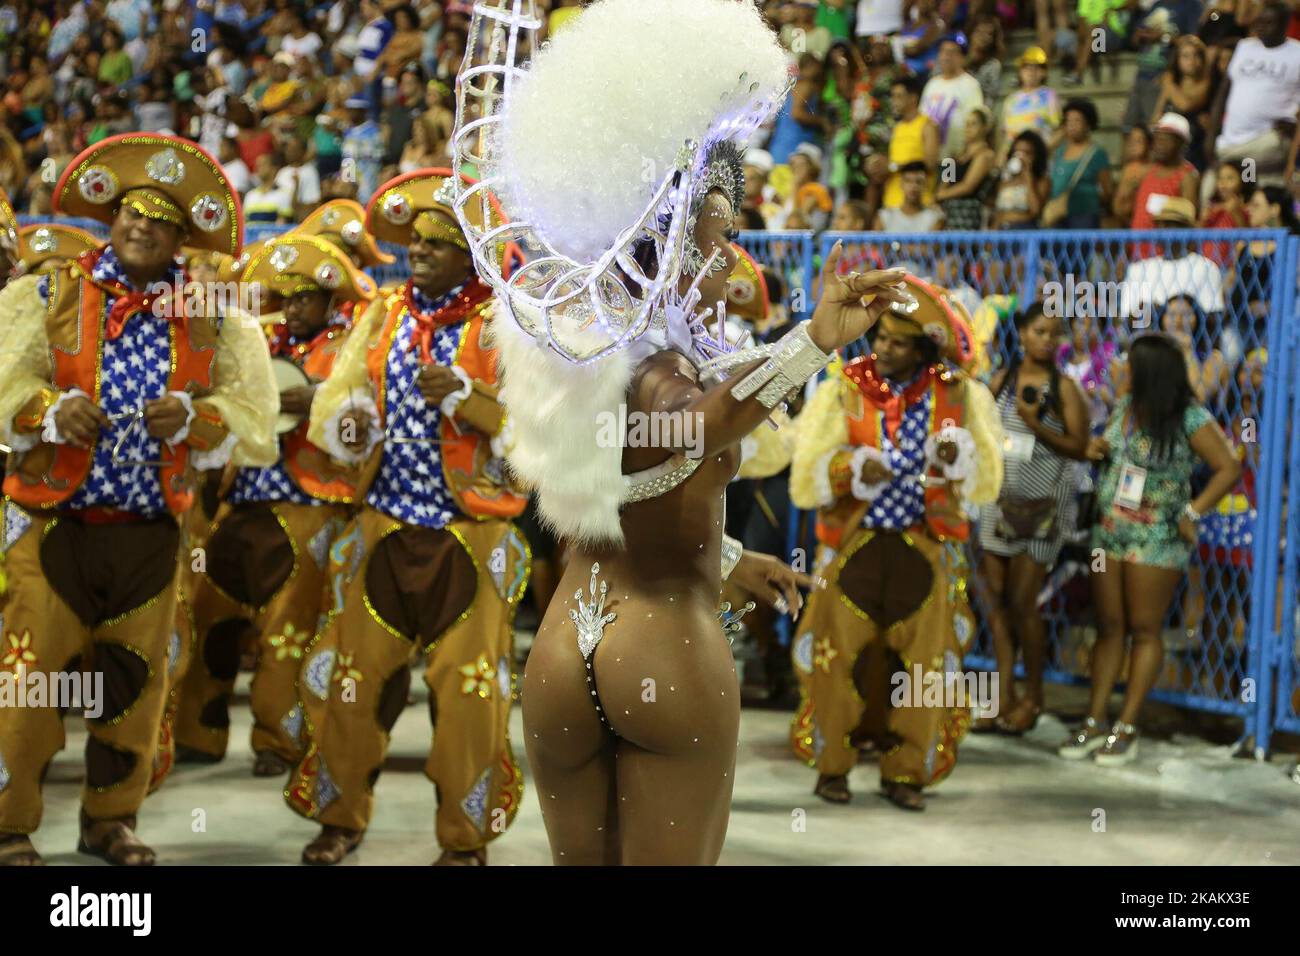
left=450, top=0, right=791, bottom=547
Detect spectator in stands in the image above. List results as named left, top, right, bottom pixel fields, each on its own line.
left=1033, top=0, right=1073, bottom=65
left=231, top=99, right=276, bottom=170
left=1200, top=160, right=1248, bottom=265
left=433, top=22, right=467, bottom=82
left=1121, top=113, right=1200, bottom=245
left=1225, top=183, right=1300, bottom=330
left=779, top=0, right=833, bottom=60
left=1061, top=333, right=1239, bottom=765
left=898, top=0, right=946, bottom=75
left=1120, top=197, right=1226, bottom=319
left=824, top=39, right=867, bottom=202
left=817, top=0, right=852, bottom=39
left=1068, top=0, right=1130, bottom=86
left=967, top=14, right=1005, bottom=108
left=1108, top=124, right=1152, bottom=227
left=1161, top=293, right=1232, bottom=401
left=375, top=4, right=425, bottom=79
left=259, top=52, right=302, bottom=118
left=936, top=104, right=997, bottom=229
left=97, top=26, right=134, bottom=87
left=353, top=0, right=395, bottom=93
left=1151, top=35, right=1213, bottom=171
left=399, top=113, right=441, bottom=174
left=779, top=143, right=834, bottom=230
left=218, top=135, right=252, bottom=195
left=341, top=94, right=384, bottom=202
left=767, top=52, right=832, bottom=164
left=881, top=74, right=939, bottom=210
left=1000, top=46, right=1060, bottom=159
left=921, top=37, right=985, bottom=159
left=1048, top=98, right=1112, bottom=229
left=245, top=151, right=295, bottom=223
left=381, top=62, right=425, bottom=167
left=262, top=0, right=301, bottom=50
left=1206, top=1, right=1300, bottom=197
left=992, top=129, right=1050, bottom=229
left=1198, top=0, right=1250, bottom=48
left=280, top=8, right=325, bottom=60
left=830, top=197, right=872, bottom=231
left=278, top=137, right=322, bottom=221
left=135, top=74, right=177, bottom=134
left=742, top=147, right=775, bottom=230
left=874, top=160, right=945, bottom=232
left=1124, top=2, right=1204, bottom=137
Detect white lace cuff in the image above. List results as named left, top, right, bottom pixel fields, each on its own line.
left=41, top=388, right=91, bottom=445
left=850, top=445, right=891, bottom=502
left=167, top=390, right=197, bottom=447
left=925, top=425, right=978, bottom=482
left=322, top=388, right=383, bottom=465
left=809, top=447, right=841, bottom=509
left=190, top=431, right=240, bottom=471
left=489, top=416, right=514, bottom=460
left=439, top=365, right=474, bottom=419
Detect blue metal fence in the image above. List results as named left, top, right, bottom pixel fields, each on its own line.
left=778, top=228, right=1297, bottom=752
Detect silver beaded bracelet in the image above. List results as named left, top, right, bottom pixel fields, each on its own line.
left=721, top=534, right=744, bottom=580
left=729, top=322, right=832, bottom=410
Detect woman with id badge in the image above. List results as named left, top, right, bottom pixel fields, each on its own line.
left=1059, top=334, right=1239, bottom=765
left=976, top=303, right=1090, bottom=734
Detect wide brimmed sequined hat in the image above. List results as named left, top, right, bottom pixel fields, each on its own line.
left=725, top=243, right=770, bottom=325
left=876, top=274, right=975, bottom=366
left=18, top=223, right=101, bottom=274
left=366, top=167, right=503, bottom=250
left=295, top=199, right=394, bottom=267
left=53, top=132, right=243, bottom=255
left=244, top=233, right=378, bottom=304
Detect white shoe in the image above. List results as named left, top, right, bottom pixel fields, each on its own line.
left=1057, top=717, right=1108, bottom=760
left=1093, top=722, right=1139, bottom=766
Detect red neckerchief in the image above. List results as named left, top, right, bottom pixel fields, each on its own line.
left=404, top=277, right=493, bottom=364
left=269, top=316, right=351, bottom=361
left=842, top=355, right=942, bottom=441
left=76, top=248, right=188, bottom=341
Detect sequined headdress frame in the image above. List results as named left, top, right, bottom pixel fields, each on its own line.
left=449, top=0, right=791, bottom=365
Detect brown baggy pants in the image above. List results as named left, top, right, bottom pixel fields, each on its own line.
left=0, top=504, right=180, bottom=833
left=790, top=528, right=975, bottom=788
left=285, top=507, right=530, bottom=852
left=171, top=500, right=348, bottom=764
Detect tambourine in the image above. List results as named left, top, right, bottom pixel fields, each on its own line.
left=272, top=356, right=311, bottom=434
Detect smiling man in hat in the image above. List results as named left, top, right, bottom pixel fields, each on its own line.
left=787, top=277, right=1003, bottom=811
left=284, top=168, right=528, bottom=866
left=169, top=235, right=376, bottom=777
left=0, top=133, right=277, bottom=866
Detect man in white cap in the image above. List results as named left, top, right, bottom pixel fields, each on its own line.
left=1116, top=112, right=1199, bottom=242
left=341, top=96, right=385, bottom=204
left=742, top=147, right=774, bottom=228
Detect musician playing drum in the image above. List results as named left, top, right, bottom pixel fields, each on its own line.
left=171, top=234, right=377, bottom=776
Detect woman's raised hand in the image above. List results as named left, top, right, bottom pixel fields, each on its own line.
left=808, top=242, right=915, bottom=353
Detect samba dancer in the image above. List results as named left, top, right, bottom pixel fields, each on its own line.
left=448, top=0, right=911, bottom=864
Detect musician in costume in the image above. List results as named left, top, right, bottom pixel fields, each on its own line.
left=294, top=199, right=395, bottom=275
left=0, top=133, right=277, bottom=866
left=788, top=276, right=1003, bottom=811
left=285, top=168, right=530, bottom=867
left=169, top=236, right=376, bottom=775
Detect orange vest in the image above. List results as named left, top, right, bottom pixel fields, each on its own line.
left=4, top=263, right=216, bottom=515
left=816, top=369, right=970, bottom=548
left=363, top=294, right=526, bottom=520
left=277, top=324, right=359, bottom=502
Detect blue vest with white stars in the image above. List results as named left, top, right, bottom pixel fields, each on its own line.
left=364, top=287, right=463, bottom=529
left=862, top=381, right=931, bottom=532
left=42, top=248, right=182, bottom=517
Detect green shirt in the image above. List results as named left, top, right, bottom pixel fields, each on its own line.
left=1050, top=143, right=1110, bottom=218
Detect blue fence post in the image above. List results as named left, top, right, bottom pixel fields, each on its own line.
left=1256, top=233, right=1300, bottom=755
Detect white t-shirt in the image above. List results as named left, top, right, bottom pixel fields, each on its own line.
left=1218, top=37, right=1300, bottom=150
left=855, top=0, right=904, bottom=37
left=276, top=164, right=322, bottom=207
left=921, top=72, right=984, bottom=158
left=1120, top=253, right=1225, bottom=319
left=224, top=158, right=251, bottom=196
left=280, top=32, right=324, bottom=59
